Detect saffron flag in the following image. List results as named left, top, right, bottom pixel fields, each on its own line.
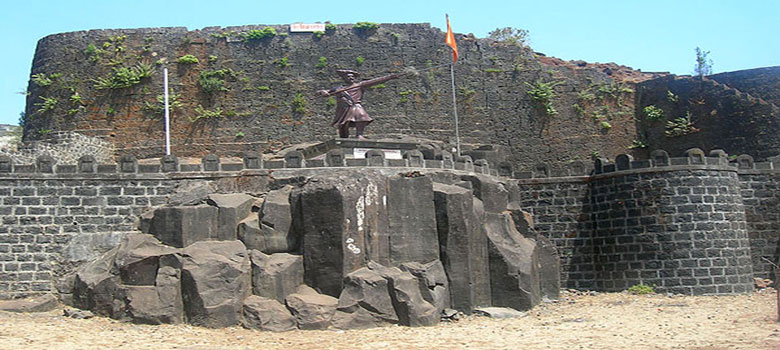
left=445, top=15, right=458, bottom=62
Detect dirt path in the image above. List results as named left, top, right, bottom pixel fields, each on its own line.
left=1, top=291, right=778, bottom=350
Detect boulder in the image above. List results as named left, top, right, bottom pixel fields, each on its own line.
left=400, top=260, right=450, bottom=314
left=179, top=241, right=251, bottom=328
left=147, top=205, right=218, bottom=248
left=331, top=267, right=398, bottom=329
left=285, top=285, right=338, bottom=330
left=296, top=171, right=389, bottom=297
left=208, top=193, right=256, bottom=241
left=249, top=251, right=303, bottom=302
left=386, top=174, right=439, bottom=265
left=0, top=294, right=58, bottom=313
left=369, top=262, right=439, bottom=327
left=484, top=213, right=541, bottom=311
left=72, top=246, right=121, bottom=317
left=432, top=183, right=491, bottom=313
left=242, top=295, right=296, bottom=332
left=114, top=233, right=178, bottom=285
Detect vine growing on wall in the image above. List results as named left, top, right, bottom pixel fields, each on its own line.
left=525, top=79, right=561, bottom=116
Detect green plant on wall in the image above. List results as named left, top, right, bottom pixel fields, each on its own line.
left=35, top=96, right=58, bottom=114
left=93, top=63, right=154, bottom=90
left=291, top=93, right=307, bottom=115
left=355, top=56, right=365, bottom=66
left=600, top=121, right=612, bottom=130
left=643, top=105, right=665, bottom=121
left=191, top=105, right=223, bottom=122
left=275, top=57, right=290, bottom=68
left=525, top=78, right=561, bottom=116
left=198, top=69, right=237, bottom=95
left=325, top=23, right=337, bottom=33
left=143, top=94, right=183, bottom=116
left=665, top=112, right=699, bottom=137
left=31, top=73, right=54, bottom=87
left=244, top=27, right=277, bottom=41
left=354, top=22, right=379, bottom=33
left=326, top=96, right=336, bottom=109
left=176, top=54, right=199, bottom=64
left=628, top=139, right=648, bottom=149
left=667, top=90, right=679, bottom=103
left=315, top=56, right=328, bottom=69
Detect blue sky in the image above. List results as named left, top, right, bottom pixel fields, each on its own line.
left=1, top=0, right=778, bottom=125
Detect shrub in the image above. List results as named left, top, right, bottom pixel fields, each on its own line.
left=354, top=22, right=379, bottom=32
left=665, top=112, right=699, bottom=137
left=315, top=56, right=328, bottom=69
left=325, top=23, right=337, bottom=33
left=198, top=69, right=237, bottom=94
left=355, top=56, right=364, bottom=66
left=31, top=73, right=53, bottom=87
left=35, top=96, right=58, bottom=114
left=276, top=57, right=289, bottom=68
left=244, top=27, right=277, bottom=41
left=525, top=79, right=562, bottom=116
left=600, top=121, right=612, bottom=130
left=93, top=63, right=154, bottom=90
left=191, top=105, right=223, bottom=122
left=627, top=283, right=655, bottom=295
left=177, top=54, right=199, bottom=64
left=291, top=93, right=307, bottom=114
left=488, top=27, right=529, bottom=46
left=643, top=105, right=665, bottom=121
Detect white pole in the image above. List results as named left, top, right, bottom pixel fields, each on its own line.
left=163, top=67, right=171, bottom=155
left=450, top=63, right=461, bottom=156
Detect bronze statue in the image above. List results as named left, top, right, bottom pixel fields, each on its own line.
left=317, top=69, right=401, bottom=139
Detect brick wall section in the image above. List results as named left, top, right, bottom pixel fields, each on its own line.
left=738, top=171, right=780, bottom=281
left=0, top=175, right=180, bottom=298
left=511, top=177, right=595, bottom=290
left=589, top=168, right=754, bottom=294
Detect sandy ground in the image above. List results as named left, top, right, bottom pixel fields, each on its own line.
left=1, top=290, right=778, bottom=350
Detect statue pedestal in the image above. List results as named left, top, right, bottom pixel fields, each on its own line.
left=302, top=138, right=422, bottom=160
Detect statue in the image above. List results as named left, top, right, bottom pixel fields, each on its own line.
left=317, top=69, right=402, bottom=139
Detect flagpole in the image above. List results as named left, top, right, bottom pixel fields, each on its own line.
left=163, top=67, right=171, bottom=156
left=449, top=62, right=460, bottom=157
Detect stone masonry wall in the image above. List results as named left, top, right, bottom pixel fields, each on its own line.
left=24, top=23, right=641, bottom=170
left=738, top=170, right=780, bottom=281
left=511, top=174, right=594, bottom=290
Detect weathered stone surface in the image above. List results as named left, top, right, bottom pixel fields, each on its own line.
left=296, top=170, right=389, bottom=297
left=114, top=233, right=178, bottom=286
left=400, top=260, right=450, bottom=314
left=242, top=295, right=296, bottom=332
left=121, top=267, right=184, bottom=325
left=208, top=193, right=256, bottom=241
left=506, top=202, right=536, bottom=239
left=249, top=251, right=303, bottom=303
left=237, top=186, right=299, bottom=253
left=332, top=267, right=398, bottom=329
left=148, top=205, right=218, bottom=248
left=484, top=213, right=541, bottom=311
left=168, top=180, right=215, bottom=205
left=537, top=236, right=561, bottom=300
left=369, top=262, right=439, bottom=327
left=387, top=175, right=439, bottom=265
left=179, top=241, right=251, bottom=328
left=285, top=285, right=338, bottom=330
left=62, top=231, right=126, bottom=263
left=432, top=183, right=491, bottom=313
left=0, top=294, right=58, bottom=313
left=461, top=175, right=509, bottom=213
left=72, top=246, right=121, bottom=317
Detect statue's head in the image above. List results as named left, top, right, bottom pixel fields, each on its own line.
left=336, top=69, right=359, bottom=84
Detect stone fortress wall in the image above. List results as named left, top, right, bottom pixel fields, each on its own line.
left=1, top=146, right=777, bottom=299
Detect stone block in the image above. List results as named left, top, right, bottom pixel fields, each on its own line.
left=387, top=174, right=439, bottom=265
left=242, top=295, right=296, bottom=331
left=285, top=285, right=338, bottom=330
left=249, top=251, right=303, bottom=303
left=485, top=212, right=541, bottom=311
left=180, top=241, right=251, bottom=328
left=207, top=193, right=256, bottom=241
left=148, top=205, right=218, bottom=248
